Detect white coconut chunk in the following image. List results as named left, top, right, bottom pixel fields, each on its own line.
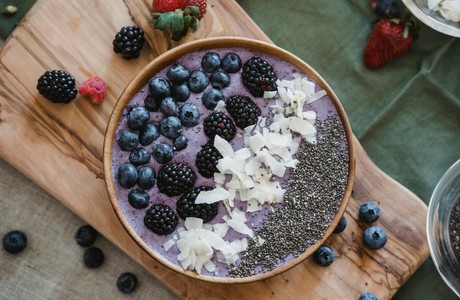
left=280, top=79, right=295, bottom=90
left=246, top=198, right=261, bottom=212
left=214, top=100, right=226, bottom=111
left=216, top=156, right=234, bottom=173
left=213, top=223, right=229, bottom=238
left=245, top=158, right=261, bottom=176
left=307, top=89, right=327, bottom=104
left=226, top=176, right=243, bottom=189
left=263, top=90, right=278, bottom=98
left=230, top=207, right=247, bottom=222
left=226, top=219, right=254, bottom=238
left=301, top=79, right=315, bottom=96
left=284, top=159, right=299, bottom=168
left=163, top=239, right=176, bottom=251
left=289, top=116, right=316, bottom=136
left=230, top=238, right=248, bottom=253
left=257, top=236, right=266, bottom=246
left=277, top=87, right=290, bottom=104
left=213, top=173, right=226, bottom=185
left=184, top=217, right=203, bottom=230
left=302, top=110, right=316, bottom=120
left=214, top=135, right=234, bottom=158
left=256, top=149, right=286, bottom=177
left=204, top=260, right=216, bottom=273
left=248, top=132, right=266, bottom=152
left=238, top=188, right=250, bottom=201
left=195, top=186, right=229, bottom=204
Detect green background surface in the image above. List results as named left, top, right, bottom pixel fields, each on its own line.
left=1, top=0, right=459, bottom=299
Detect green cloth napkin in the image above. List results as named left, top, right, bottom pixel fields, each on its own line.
left=0, top=0, right=35, bottom=39
left=237, top=0, right=460, bottom=299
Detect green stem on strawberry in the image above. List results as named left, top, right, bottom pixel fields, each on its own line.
left=150, top=5, right=201, bottom=41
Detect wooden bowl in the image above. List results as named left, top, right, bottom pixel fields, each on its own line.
left=103, top=37, right=356, bottom=283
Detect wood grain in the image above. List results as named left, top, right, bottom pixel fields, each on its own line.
left=0, top=0, right=429, bottom=299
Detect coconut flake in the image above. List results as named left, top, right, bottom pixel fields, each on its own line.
left=195, top=186, right=229, bottom=204
left=163, top=239, right=176, bottom=251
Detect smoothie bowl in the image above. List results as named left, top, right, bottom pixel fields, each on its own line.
left=103, top=37, right=356, bottom=283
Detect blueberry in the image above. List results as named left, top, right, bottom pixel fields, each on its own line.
left=2, top=230, right=27, bottom=254
left=127, top=107, right=150, bottom=131
left=144, top=95, right=161, bottom=112
left=359, top=292, right=378, bottom=300
left=201, top=88, right=225, bottom=110
left=313, top=245, right=335, bottom=267
left=152, top=143, right=174, bottom=164
left=117, top=130, right=139, bottom=151
left=333, top=216, right=347, bottom=234
left=129, top=147, right=151, bottom=166
left=187, top=70, right=209, bottom=93
left=159, top=116, right=182, bottom=139
left=210, top=71, right=230, bottom=90
left=117, top=272, right=138, bottom=294
left=128, top=188, right=150, bottom=209
left=178, top=103, right=201, bottom=127
left=167, top=63, right=190, bottom=84
left=375, top=0, right=400, bottom=18
left=75, top=225, right=98, bottom=247
left=139, top=123, right=160, bottom=146
left=148, top=76, right=171, bottom=100
left=171, top=83, right=191, bottom=102
left=201, top=52, right=221, bottom=73
left=138, top=166, right=156, bottom=189
left=363, top=226, right=387, bottom=250
left=160, top=97, right=179, bottom=116
left=83, top=247, right=105, bottom=268
left=118, top=163, right=138, bottom=188
left=173, top=134, right=188, bottom=151
left=359, top=202, right=381, bottom=223
left=221, top=52, right=242, bottom=73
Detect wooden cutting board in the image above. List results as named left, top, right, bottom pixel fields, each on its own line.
left=0, top=0, right=429, bottom=299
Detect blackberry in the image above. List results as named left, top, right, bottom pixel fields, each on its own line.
left=226, top=95, right=261, bottom=129
left=242, top=56, right=278, bottom=97
left=157, top=163, right=196, bottom=196
left=36, top=70, right=77, bottom=103
left=112, top=26, right=145, bottom=60
left=176, top=186, right=218, bottom=222
left=144, top=204, right=178, bottom=235
left=203, top=111, right=236, bottom=141
left=195, top=142, right=222, bottom=178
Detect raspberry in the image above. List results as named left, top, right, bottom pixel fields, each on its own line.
left=242, top=56, right=278, bottom=97
left=176, top=186, right=218, bottom=222
left=203, top=111, right=236, bottom=141
left=195, top=142, right=222, bottom=178
left=157, top=163, right=196, bottom=196
left=113, top=26, right=145, bottom=60
left=36, top=70, right=78, bottom=104
left=144, top=204, right=178, bottom=235
left=226, top=95, right=261, bottom=129
left=78, top=76, right=107, bottom=104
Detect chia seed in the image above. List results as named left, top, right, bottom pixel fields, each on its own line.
left=228, top=116, right=349, bottom=277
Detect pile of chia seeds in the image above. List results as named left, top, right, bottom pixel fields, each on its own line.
left=449, top=197, right=460, bottom=259
left=228, top=115, right=349, bottom=278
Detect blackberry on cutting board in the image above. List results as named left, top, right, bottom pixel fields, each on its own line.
left=176, top=186, right=218, bottom=222
left=156, top=163, right=196, bottom=196
left=226, top=95, right=261, bottom=129
left=112, top=26, right=145, bottom=60
left=144, top=204, right=178, bottom=235
left=242, top=56, right=278, bottom=97
left=195, top=142, right=222, bottom=178
left=36, top=70, right=78, bottom=103
left=203, top=111, right=236, bottom=141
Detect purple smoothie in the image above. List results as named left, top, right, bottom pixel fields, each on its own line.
left=111, top=47, right=346, bottom=278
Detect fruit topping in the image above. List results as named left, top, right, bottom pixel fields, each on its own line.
left=2, top=230, right=27, bottom=254
left=203, top=111, right=236, bottom=141
left=160, top=97, right=179, bottom=116
left=359, top=202, right=381, bottom=223
left=128, top=188, right=150, bottom=209
left=188, top=0, right=207, bottom=20
left=201, top=52, right=221, bottom=73
left=371, top=0, right=400, bottom=18
left=359, top=292, right=379, bottom=300
left=83, top=247, right=105, bottom=268
left=363, top=226, right=387, bottom=249
left=137, top=165, right=156, bottom=189
left=116, top=272, right=138, bottom=294
left=127, top=107, right=150, bottom=131
left=149, top=76, right=172, bottom=101
left=152, top=142, right=174, bottom=164
left=201, top=88, right=225, bottom=110
left=313, top=245, right=335, bottom=267
left=333, top=216, right=347, bottom=234
left=144, top=95, right=161, bottom=112
left=37, top=70, right=78, bottom=104
left=225, top=95, right=261, bottom=129
left=178, top=103, right=201, bottom=127
left=139, top=123, right=160, bottom=146
left=78, top=76, right=107, bottom=104
left=159, top=116, right=182, bottom=139
left=173, top=134, right=188, bottom=151
left=195, top=142, right=223, bottom=178
left=157, top=162, right=196, bottom=196
left=187, top=70, right=209, bottom=93
left=144, top=204, right=179, bottom=235
left=117, top=130, right=139, bottom=151
left=210, top=71, right=230, bottom=90
left=171, top=83, right=191, bottom=102
left=242, top=56, right=278, bottom=97
left=176, top=186, right=219, bottom=222
left=112, top=26, right=145, bottom=60
left=118, top=163, right=138, bottom=188
left=167, top=63, right=190, bottom=84
left=129, top=147, right=151, bottom=166
left=221, top=52, right=242, bottom=73
left=74, top=225, right=98, bottom=247
left=152, top=0, right=188, bottom=13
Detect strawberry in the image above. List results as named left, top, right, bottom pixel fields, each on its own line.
left=152, top=0, right=188, bottom=13
left=363, top=18, right=416, bottom=69
left=79, top=76, right=107, bottom=105
left=187, top=0, right=207, bottom=20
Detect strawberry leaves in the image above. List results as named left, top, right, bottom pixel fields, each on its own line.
left=151, top=5, right=202, bottom=41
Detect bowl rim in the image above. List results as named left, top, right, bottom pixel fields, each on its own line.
left=427, top=158, right=460, bottom=296
left=402, top=0, right=460, bottom=38
left=103, top=36, right=356, bottom=283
